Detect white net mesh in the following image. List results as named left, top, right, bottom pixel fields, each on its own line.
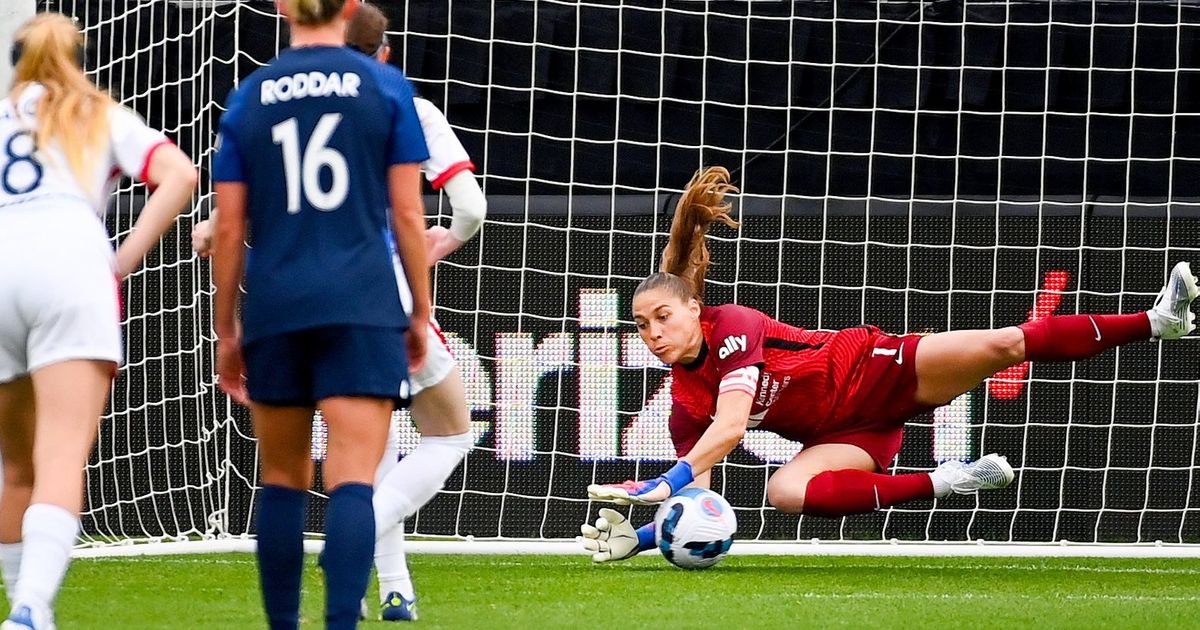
left=41, top=0, right=1200, bottom=547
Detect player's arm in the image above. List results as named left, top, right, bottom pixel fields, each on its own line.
left=212, top=181, right=248, bottom=404
left=415, top=98, right=486, bottom=261
left=588, top=376, right=754, bottom=505
left=425, top=171, right=486, bottom=262
left=115, top=144, right=197, bottom=277
left=105, top=105, right=199, bottom=278
left=682, top=385, right=753, bottom=477
left=388, top=162, right=431, bottom=370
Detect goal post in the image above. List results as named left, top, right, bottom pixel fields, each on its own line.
left=39, top=0, right=1200, bottom=555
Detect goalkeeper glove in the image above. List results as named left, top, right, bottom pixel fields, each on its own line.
left=579, top=508, right=656, bottom=563
left=586, top=461, right=693, bottom=505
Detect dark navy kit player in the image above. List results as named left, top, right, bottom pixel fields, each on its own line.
left=209, top=1, right=431, bottom=628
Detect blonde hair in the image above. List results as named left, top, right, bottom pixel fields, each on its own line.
left=10, top=13, right=112, bottom=188
left=285, top=0, right=348, bottom=26
left=636, top=167, right=740, bottom=302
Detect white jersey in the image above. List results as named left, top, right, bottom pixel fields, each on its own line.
left=0, top=84, right=170, bottom=381
left=0, top=83, right=169, bottom=218
left=414, top=97, right=475, bottom=189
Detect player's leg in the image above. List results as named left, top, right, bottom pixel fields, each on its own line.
left=766, top=443, right=899, bottom=515
left=767, top=436, right=1012, bottom=516
left=373, top=327, right=472, bottom=621
left=250, top=404, right=314, bottom=630
left=4, top=360, right=110, bottom=629
left=319, top=396, right=390, bottom=630
left=914, top=262, right=1197, bottom=406
left=313, top=325, right=403, bottom=630
left=0, top=377, right=34, bottom=602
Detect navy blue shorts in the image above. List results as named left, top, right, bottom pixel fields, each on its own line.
left=242, top=325, right=410, bottom=407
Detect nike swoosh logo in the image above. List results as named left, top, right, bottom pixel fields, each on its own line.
left=894, top=343, right=904, bottom=365
left=1089, top=316, right=1101, bottom=341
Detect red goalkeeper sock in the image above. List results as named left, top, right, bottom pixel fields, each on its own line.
left=802, top=469, right=934, bottom=517
left=1019, top=313, right=1150, bottom=362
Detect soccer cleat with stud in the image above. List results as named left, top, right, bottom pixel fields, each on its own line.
left=380, top=592, right=418, bottom=622
left=931, top=453, right=1014, bottom=496
left=1149, top=261, right=1199, bottom=340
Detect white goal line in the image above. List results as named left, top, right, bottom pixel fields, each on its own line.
left=72, top=538, right=1200, bottom=559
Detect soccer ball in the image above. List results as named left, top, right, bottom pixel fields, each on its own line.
left=653, top=487, right=737, bottom=570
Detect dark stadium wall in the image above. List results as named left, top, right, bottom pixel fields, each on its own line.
left=53, top=0, right=1200, bottom=201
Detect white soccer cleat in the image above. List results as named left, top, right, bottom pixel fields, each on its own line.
left=931, top=453, right=1015, bottom=497
left=1148, top=261, right=1199, bottom=340
left=579, top=508, right=641, bottom=562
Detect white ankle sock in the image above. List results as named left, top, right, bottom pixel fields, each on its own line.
left=13, top=504, right=78, bottom=611
left=929, top=471, right=952, bottom=498
left=1146, top=309, right=1165, bottom=338
left=375, top=525, right=414, bottom=601
left=0, top=542, right=23, bottom=603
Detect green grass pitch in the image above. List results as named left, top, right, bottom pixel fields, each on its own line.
left=26, top=553, right=1200, bottom=628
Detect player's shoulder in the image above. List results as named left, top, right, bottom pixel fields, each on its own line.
left=702, top=303, right=770, bottom=327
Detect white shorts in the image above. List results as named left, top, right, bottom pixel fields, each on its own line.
left=409, top=320, right=455, bottom=397
left=0, top=207, right=122, bottom=383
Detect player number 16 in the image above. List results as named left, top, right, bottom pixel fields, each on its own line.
left=271, top=113, right=349, bottom=213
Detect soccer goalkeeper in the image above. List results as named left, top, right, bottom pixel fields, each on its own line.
left=582, top=166, right=1197, bottom=562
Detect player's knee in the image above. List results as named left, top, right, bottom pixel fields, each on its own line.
left=766, top=476, right=807, bottom=513
left=988, top=327, right=1026, bottom=367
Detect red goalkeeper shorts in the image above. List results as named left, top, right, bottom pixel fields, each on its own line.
left=808, top=332, right=936, bottom=472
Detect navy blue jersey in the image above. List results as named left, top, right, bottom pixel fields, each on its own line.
left=212, top=46, right=429, bottom=343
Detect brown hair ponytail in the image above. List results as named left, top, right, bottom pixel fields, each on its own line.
left=637, top=166, right=740, bottom=303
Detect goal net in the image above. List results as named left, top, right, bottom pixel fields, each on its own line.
left=41, top=0, right=1200, bottom=551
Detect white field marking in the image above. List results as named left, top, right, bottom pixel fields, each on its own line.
left=767, top=561, right=1200, bottom=575
left=76, top=556, right=1200, bottom=576
left=789, top=592, right=1200, bottom=603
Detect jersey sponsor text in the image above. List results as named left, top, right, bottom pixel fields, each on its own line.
left=717, top=334, right=747, bottom=360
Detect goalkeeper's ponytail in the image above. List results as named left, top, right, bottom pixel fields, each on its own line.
left=636, top=166, right=739, bottom=303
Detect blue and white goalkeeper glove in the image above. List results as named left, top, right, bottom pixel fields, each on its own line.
left=586, top=461, right=694, bottom=505
left=579, top=508, right=656, bottom=563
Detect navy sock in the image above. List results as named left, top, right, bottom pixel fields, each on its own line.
left=321, top=483, right=375, bottom=630
left=256, top=485, right=308, bottom=630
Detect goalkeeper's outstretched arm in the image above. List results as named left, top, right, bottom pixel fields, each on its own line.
left=580, top=471, right=711, bottom=562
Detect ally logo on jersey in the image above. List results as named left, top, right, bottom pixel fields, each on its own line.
left=716, top=334, right=747, bottom=360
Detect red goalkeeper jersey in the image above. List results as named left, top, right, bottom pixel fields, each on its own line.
left=669, top=304, right=886, bottom=457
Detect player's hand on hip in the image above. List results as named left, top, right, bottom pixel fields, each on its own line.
left=579, top=508, right=641, bottom=562
left=587, top=461, right=694, bottom=505
left=217, top=335, right=248, bottom=405
left=191, top=219, right=213, bottom=258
